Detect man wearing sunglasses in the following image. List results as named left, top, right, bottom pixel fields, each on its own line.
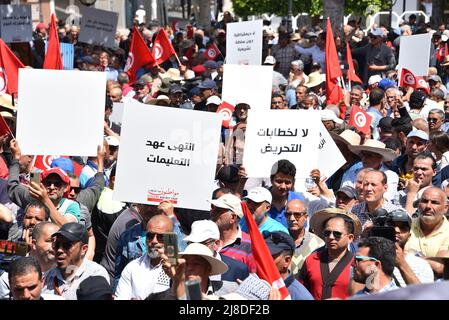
left=42, top=223, right=109, bottom=300
left=299, top=208, right=361, bottom=300
left=115, top=214, right=173, bottom=300
left=352, top=236, right=398, bottom=296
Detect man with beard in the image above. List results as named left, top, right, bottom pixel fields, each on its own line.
left=385, top=210, right=434, bottom=287
left=115, top=215, right=173, bottom=300
left=405, top=187, right=449, bottom=276
left=42, top=223, right=109, bottom=300
left=352, top=237, right=398, bottom=295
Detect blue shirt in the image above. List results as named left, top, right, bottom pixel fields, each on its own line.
left=267, top=191, right=305, bottom=228
left=285, top=272, right=314, bottom=300
left=240, top=216, right=289, bottom=234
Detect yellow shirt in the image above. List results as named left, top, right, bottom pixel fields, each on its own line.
left=405, top=217, right=449, bottom=257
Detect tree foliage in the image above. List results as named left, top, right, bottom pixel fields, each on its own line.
left=232, top=0, right=391, bottom=18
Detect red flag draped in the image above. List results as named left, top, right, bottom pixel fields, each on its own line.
left=349, top=105, right=372, bottom=135
left=0, top=114, right=12, bottom=136
left=346, top=41, right=362, bottom=84
left=43, top=14, right=63, bottom=70
left=124, top=27, right=156, bottom=84
left=325, top=18, right=344, bottom=105
left=153, top=28, right=176, bottom=65
left=204, top=43, right=220, bottom=60
left=0, top=39, right=25, bottom=95
left=216, top=101, right=235, bottom=128
left=241, top=201, right=291, bottom=300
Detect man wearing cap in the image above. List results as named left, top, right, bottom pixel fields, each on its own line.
left=133, top=78, right=152, bottom=103
left=263, top=231, right=314, bottom=300
left=348, top=28, right=396, bottom=84
left=184, top=220, right=249, bottom=283
left=385, top=209, right=434, bottom=287
left=8, top=140, right=80, bottom=226
left=404, top=187, right=449, bottom=276
left=321, top=109, right=343, bottom=133
left=168, top=84, right=184, bottom=108
left=209, top=193, right=257, bottom=273
left=299, top=208, right=360, bottom=300
left=335, top=186, right=358, bottom=211
left=391, top=129, right=429, bottom=186
left=341, top=139, right=400, bottom=202
left=263, top=56, right=288, bottom=92
left=114, top=215, right=173, bottom=300
left=428, top=75, right=448, bottom=98
left=42, top=223, right=109, bottom=300
left=206, top=95, right=222, bottom=113
left=285, top=199, right=324, bottom=275
left=196, top=79, right=218, bottom=111
left=240, top=187, right=289, bottom=235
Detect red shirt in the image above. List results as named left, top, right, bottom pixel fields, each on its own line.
left=299, top=247, right=353, bottom=300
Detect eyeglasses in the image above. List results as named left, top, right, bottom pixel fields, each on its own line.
left=323, top=230, right=346, bottom=240
left=53, top=239, right=76, bottom=251
left=70, top=186, right=81, bottom=194
left=355, top=255, right=379, bottom=263
left=146, top=232, right=164, bottom=242
left=43, top=180, right=63, bottom=188
left=427, top=118, right=439, bottom=123
left=285, top=211, right=307, bottom=219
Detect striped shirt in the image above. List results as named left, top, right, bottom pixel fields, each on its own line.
left=219, top=228, right=257, bottom=273
left=351, top=201, right=402, bottom=229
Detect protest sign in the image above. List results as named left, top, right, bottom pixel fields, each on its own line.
left=226, top=20, right=263, bottom=65
left=0, top=5, right=32, bottom=43
left=243, top=110, right=320, bottom=178
left=398, top=33, right=432, bottom=76
left=109, top=102, right=124, bottom=127
left=16, top=69, right=105, bottom=156
left=78, top=6, right=118, bottom=48
left=317, top=121, right=346, bottom=179
left=113, top=100, right=222, bottom=211
left=222, top=64, right=272, bottom=111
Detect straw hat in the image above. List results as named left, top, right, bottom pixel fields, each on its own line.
left=160, top=68, right=181, bottom=81
left=309, top=207, right=362, bottom=240
left=348, top=139, right=397, bottom=162
left=330, top=129, right=361, bottom=146
left=180, top=243, right=228, bottom=276
left=305, top=72, right=325, bottom=88
left=0, top=111, right=15, bottom=121
left=0, top=93, right=15, bottom=110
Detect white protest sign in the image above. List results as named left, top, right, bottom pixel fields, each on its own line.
left=0, top=5, right=32, bottom=43
left=398, top=33, right=432, bottom=76
left=78, top=6, right=118, bottom=48
left=109, top=102, right=124, bottom=127
left=226, top=20, right=263, bottom=65
left=222, top=64, right=273, bottom=110
left=317, top=121, right=346, bottom=179
left=113, top=101, right=222, bottom=211
left=16, top=69, right=105, bottom=156
left=243, top=110, right=320, bottom=178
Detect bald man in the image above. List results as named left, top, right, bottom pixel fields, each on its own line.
left=405, top=187, right=449, bottom=276
left=115, top=214, right=174, bottom=300
left=109, top=87, right=123, bottom=103
left=412, top=118, right=429, bottom=135
left=286, top=199, right=324, bottom=275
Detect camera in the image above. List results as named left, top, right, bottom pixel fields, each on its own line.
left=369, top=208, right=396, bottom=242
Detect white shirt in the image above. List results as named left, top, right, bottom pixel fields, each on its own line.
left=393, top=253, right=434, bottom=287
left=114, top=255, right=171, bottom=300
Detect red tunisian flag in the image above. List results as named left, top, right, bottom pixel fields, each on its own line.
left=204, top=43, right=220, bottom=60
left=0, top=113, right=12, bottom=136
left=346, top=41, right=362, bottom=84
left=325, top=18, right=344, bottom=105
left=124, top=27, right=156, bottom=84
left=153, top=28, right=176, bottom=65
left=241, top=201, right=291, bottom=300
left=0, top=38, right=25, bottom=95
left=43, top=14, right=63, bottom=70
left=349, top=105, right=372, bottom=135
left=216, top=101, right=235, bottom=128
left=399, top=68, right=417, bottom=88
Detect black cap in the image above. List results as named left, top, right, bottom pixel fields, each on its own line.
left=378, top=117, right=393, bottom=132
left=216, top=165, right=239, bottom=183
left=263, top=231, right=295, bottom=256
left=387, top=209, right=412, bottom=228
left=52, top=222, right=89, bottom=244
left=336, top=186, right=358, bottom=200
left=169, top=84, right=183, bottom=94
left=133, top=79, right=147, bottom=88
left=76, top=276, right=113, bottom=300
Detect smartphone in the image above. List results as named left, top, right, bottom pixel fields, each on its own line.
left=30, top=171, right=40, bottom=185
left=369, top=226, right=396, bottom=242
left=163, top=232, right=178, bottom=265
left=185, top=279, right=202, bottom=300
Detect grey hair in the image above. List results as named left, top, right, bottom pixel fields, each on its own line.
left=430, top=88, right=445, bottom=101
left=385, top=87, right=402, bottom=96
left=429, top=108, right=445, bottom=120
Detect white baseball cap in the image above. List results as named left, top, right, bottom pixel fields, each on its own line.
left=244, top=187, right=272, bottom=204
left=105, top=136, right=119, bottom=147
left=209, top=194, right=243, bottom=218
left=206, top=95, right=222, bottom=106
left=407, top=129, right=429, bottom=141
left=321, top=109, right=343, bottom=124
left=184, top=220, right=220, bottom=243
left=368, top=75, right=382, bottom=86
left=264, top=55, right=276, bottom=65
